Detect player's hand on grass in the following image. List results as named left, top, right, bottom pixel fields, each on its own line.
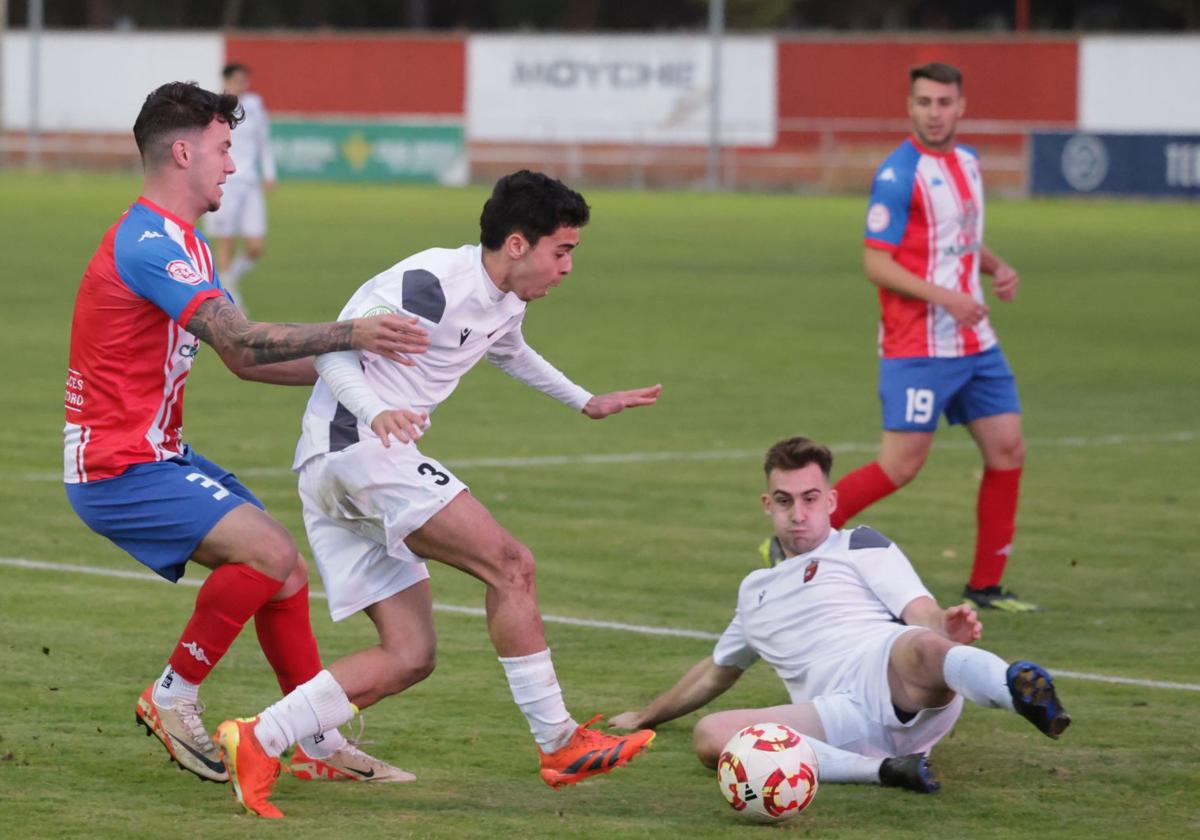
left=353, top=314, right=431, bottom=366
left=370, top=408, right=428, bottom=447
left=607, top=711, right=646, bottom=731
left=942, top=603, right=982, bottom=644
left=940, top=290, right=988, bottom=328
left=582, top=384, right=663, bottom=419
left=991, top=263, right=1020, bottom=302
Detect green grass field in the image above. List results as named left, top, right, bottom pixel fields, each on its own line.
left=1, top=172, right=1197, bottom=838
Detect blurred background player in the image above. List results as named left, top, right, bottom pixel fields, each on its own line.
left=63, top=81, right=427, bottom=787
left=615, top=436, right=1070, bottom=791
left=206, top=63, right=276, bottom=312
left=215, top=171, right=662, bottom=818
left=765, top=62, right=1037, bottom=612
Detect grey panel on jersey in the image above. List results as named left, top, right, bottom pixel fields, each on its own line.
left=329, top=402, right=360, bottom=453
left=402, top=270, right=446, bottom=323
left=849, top=526, right=893, bottom=550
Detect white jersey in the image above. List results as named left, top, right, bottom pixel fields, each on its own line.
left=294, top=244, right=591, bottom=469
left=713, top=526, right=932, bottom=704
left=227, top=92, right=276, bottom=186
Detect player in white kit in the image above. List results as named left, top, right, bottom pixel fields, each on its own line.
left=216, top=171, right=662, bottom=818
left=610, top=436, right=1070, bottom=793
left=205, top=63, right=275, bottom=310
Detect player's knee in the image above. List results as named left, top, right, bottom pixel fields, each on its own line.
left=912, top=632, right=954, bottom=682
left=989, top=436, right=1026, bottom=469
left=253, top=526, right=301, bottom=581
left=490, top=540, right=537, bottom=594
left=246, top=240, right=265, bottom=260
left=885, top=453, right=926, bottom=486
left=380, top=647, right=437, bottom=697
left=692, top=717, right=724, bottom=769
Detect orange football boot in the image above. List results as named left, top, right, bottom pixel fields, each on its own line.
left=538, top=715, right=655, bottom=789
left=215, top=717, right=284, bottom=819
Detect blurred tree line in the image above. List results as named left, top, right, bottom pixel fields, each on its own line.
left=6, top=0, right=1199, bottom=30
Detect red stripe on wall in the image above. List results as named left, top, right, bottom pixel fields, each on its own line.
left=778, top=39, right=1077, bottom=123
left=225, top=35, right=465, bottom=115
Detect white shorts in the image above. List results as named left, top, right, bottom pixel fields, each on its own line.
left=297, top=438, right=467, bottom=622
left=206, top=182, right=267, bottom=238
left=809, top=626, right=964, bottom=758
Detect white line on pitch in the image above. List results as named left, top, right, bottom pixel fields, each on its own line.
left=2, top=556, right=1197, bottom=693
left=19, top=430, right=1198, bottom=482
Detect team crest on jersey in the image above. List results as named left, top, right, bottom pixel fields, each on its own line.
left=165, top=260, right=203, bottom=286
left=803, top=559, right=819, bottom=583
left=866, top=203, right=890, bottom=233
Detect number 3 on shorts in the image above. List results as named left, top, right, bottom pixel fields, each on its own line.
left=904, top=388, right=935, bottom=424
left=417, top=462, right=451, bottom=486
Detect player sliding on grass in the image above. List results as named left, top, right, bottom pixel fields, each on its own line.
left=63, top=82, right=428, bottom=785
left=612, top=436, right=1070, bottom=792
left=216, top=170, right=662, bottom=818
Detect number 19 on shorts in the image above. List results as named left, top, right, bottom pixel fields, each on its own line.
left=905, top=388, right=935, bottom=424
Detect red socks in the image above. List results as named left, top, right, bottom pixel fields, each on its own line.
left=168, top=564, right=284, bottom=684
left=969, top=466, right=1022, bottom=590
left=254, top=584, right=323, bottom=695
left=831, top=461, right=898, bottom=529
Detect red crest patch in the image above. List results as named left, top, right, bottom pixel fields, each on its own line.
left=165, top=259, right=203, bottom=286
left=803, top=559, right=819, bottom=583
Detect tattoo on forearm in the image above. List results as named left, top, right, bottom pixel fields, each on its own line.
left=188, top=298, right=355, bottom=365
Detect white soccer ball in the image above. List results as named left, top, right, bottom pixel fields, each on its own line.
left=716, top=722, right=819, bottom=822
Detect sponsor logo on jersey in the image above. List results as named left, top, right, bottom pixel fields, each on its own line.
left=139, top=230, right=164, bottom=242
left=165, top=260, right=204, bottom=286
left=930, top=176, right=944, bottom=186
left=459, top=327, right=472, bottom=345
left=803, top=559, right=819, bottom=583
left=866, top=203, right=891, bottom=234
left=878, top=167, right=897, bottom=182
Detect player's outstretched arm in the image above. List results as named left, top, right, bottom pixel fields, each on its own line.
left=608, top=656, right=742, bottom=731
left=582, top=385, right=662, bottom=420
left=187, top=297, right=430, bottom=373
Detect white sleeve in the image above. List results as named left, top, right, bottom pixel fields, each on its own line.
left=486, top=324, right=592, bottom=411
left=858, top=543, right=934, bottom=618
left=313, top=351, right=390, bottom=426
left=712, top=608, right=759, bottom=670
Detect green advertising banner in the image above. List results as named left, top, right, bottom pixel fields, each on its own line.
left=271, top=120, right=466, bottom=184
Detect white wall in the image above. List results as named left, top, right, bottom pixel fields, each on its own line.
left=1080, top=36, right=1200, bottom=133
left=467, top=34, right=776, bottom=146
left=2, top=31, right=223, bottom=131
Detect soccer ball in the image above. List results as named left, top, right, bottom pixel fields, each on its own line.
left=716, top=722, right=819, bottom=822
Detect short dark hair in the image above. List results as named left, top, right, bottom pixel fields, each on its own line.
left=763, top=436, right=833, bottom=480
left=132, top=81, right=242, bottom=167
left=479, top=170, right=590, bottom=250
left=223, top=63, right=250, bottom=79
left=910, top=62, right=963, bottom=90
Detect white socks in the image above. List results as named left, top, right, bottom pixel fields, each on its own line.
left=942, top=645, right=1015, bottom=711
left=253, top=669, right=356, bottom=758
left=152, top=664, right=198, bottom=706
left=805, top=737, right=884, bottom=784
left=499, top=649, right=576, bottom=753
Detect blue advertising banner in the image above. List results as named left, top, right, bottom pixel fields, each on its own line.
left=1031, top=132, right=1200, bottom=198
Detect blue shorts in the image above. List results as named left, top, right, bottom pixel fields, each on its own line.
left=65, top=447, right=264, bottom=583
left=879, top=347, right=1021, bottom=432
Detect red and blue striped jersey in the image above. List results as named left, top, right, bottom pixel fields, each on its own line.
left=863, top=136, right=997, bottom=359
left=63, top=198, right=227, bottom=483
